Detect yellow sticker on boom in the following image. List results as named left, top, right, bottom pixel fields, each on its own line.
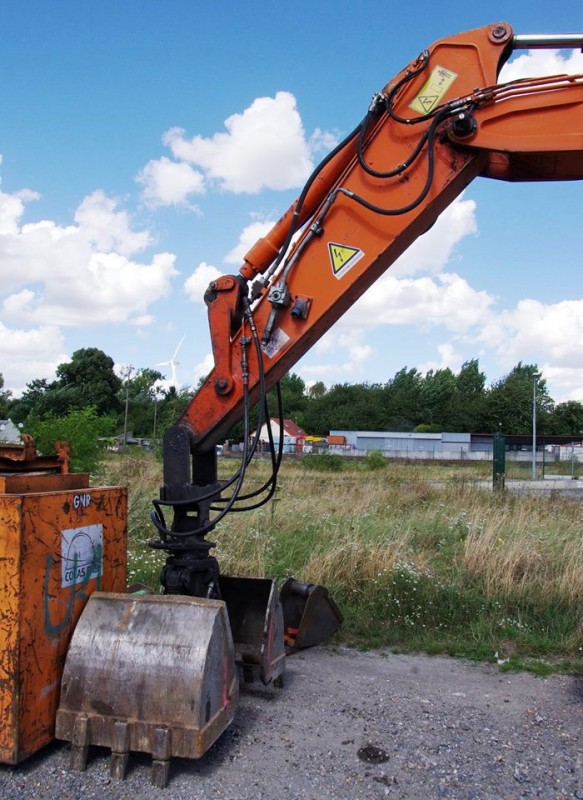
left=409, top=65, right=458, bottom=115
left=328, top=242, right=364, bottom=278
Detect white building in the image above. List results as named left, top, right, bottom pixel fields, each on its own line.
left=257, top=418, right=307, bottom=453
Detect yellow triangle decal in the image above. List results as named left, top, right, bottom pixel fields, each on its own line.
left=328, top=242, right=363, bottom=277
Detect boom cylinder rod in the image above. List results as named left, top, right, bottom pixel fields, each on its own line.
left=513, top=33, right=583, bottom=50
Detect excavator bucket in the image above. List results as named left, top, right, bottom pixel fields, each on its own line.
left=55, top=592, right=238, bottom=787
left=219, top=575, right=286, bottom=686
left=280, top=578, right=343, bottom=651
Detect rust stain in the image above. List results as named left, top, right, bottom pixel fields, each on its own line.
left=0, top=485, right=127, bottom=763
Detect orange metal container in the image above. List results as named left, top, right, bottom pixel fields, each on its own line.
left=0, top=481, right=127, bottom=764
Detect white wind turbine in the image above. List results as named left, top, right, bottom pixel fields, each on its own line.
left=156, top=336, right=185, bottom=389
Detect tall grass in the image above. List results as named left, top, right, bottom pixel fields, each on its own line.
left=98, top=453, right=583, bottom=669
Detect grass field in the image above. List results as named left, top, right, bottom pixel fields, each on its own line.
left=98, top=452, right=583, bottom=674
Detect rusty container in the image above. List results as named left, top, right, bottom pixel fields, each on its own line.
left=0, top=481, right=127, bottom=764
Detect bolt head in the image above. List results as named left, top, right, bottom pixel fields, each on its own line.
left=489, top=23, right=510, bottom=43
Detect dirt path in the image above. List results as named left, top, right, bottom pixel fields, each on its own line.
left=1, top=647, right=581, bottom=799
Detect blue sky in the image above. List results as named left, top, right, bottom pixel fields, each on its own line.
left=1, top=1, right=582, bottom=404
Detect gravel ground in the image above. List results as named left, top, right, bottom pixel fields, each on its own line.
left=1, top=647, right=581, bottom=800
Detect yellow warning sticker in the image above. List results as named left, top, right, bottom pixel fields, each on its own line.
left=328, top=242, right=364, bottom=279
left=409, top=65, right=458, bottom=115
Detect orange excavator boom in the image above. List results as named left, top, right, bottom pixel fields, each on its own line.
left=166, top=23, right=581, bottom=468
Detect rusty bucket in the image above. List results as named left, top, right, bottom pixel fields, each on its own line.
left=219, top=576, right=286, bottom=686
left=55, top=592, right=238, bottom=787
left=280, top=578, right=343, bottom=651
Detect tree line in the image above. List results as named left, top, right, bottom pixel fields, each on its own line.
left=2, top=350, right=583, bottom=464
left=0, top=348, right=191, bottom=470
left=271, top=360, right=583, bottom=438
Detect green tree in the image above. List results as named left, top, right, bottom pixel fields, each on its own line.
left=307, top=380, right=326, bottom=400
left=56, top=348, right=122, bottom=416
left=0, top=374, right=12, bottom=419
left=483, top=363, right=552, bottom=434
left=118, top=367, right=165, bottom=438
left=550, top=400, right=583, bottom=436
left=155, top=386, right=194, bottom=438
left=302, top=382, right=384, bottom=434
left=419, top=368, right=457, bottom=430
left=10, top=378, right=75, bottom=422
left=24, top=407, right=115, bottom=473
left=452, top=359, right=487, bottom=431
left=11, top=349, right=123, bottom=423
left=381, top=368, right=423, bottom=430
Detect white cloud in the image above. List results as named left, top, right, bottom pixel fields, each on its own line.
left=300, top=328, right=375, bottom=383
left=500, top=48, right=583, bottom=82
left=130, top=314, right=155, bottom=326
left=0, top=322, right=68, bottom=395
left=183, top=261, right=222, bottom=303
left=418, top=343, right=463, bottom=375
left=136, top=156, right=205, bottom=209
left=74, top=190, right=152, bottom=255
left=0, top=188, right=40, bottom=236
left=540, top=365, right=583, bottom=403
left=309, top=128, right=340, bottom=155
left=0, top=189, right=177, bottom=326
left=390, top=196, right=477, bottom=277
left=478, top=298, right=583, bottom=369
left=347, top=272, right=494, bottom=333
left=160, top=92, right=321, bottom=195
left=192, top=352, right=215, bottom=385
left=300, top=268, right=492, bottom=386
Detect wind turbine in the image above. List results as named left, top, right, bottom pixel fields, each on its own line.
left=156, top=336, right=185, bottom=389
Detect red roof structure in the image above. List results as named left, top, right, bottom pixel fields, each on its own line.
left=275, top=418, right=307, bottom=439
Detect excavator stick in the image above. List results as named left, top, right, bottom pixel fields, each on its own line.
left=55, top=592, right=238, bottom=787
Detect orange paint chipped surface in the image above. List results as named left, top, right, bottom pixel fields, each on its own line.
left=0, top=484, right=127, bottom=763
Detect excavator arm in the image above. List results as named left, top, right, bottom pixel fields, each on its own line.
left=155, top=22, right=582, bottom=566
left=55, top=22, right=583, bottom=785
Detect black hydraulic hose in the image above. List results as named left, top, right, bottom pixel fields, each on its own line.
left=210, top=303, right=284, bottom=510
left=339, top=107, right=451, bottom=218
left=221, top=381, right=285, bottom=511
left=267, top=118, right=367, bottom=278
left=151, top=295, right=275, bottom=545
left=357, top=109, right=431, bottom=179
left=151, top=338, right=256, bottom=539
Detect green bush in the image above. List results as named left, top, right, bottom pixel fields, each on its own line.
left=24, top=406, right=115, bottom=474
left=300, top=453, right=345, bottom=472
left=365, top=450, right=386, bottom=470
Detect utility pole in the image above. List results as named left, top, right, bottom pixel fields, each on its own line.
left=121, top=365, right=134, bottom=449
left=532, top=372, right=541, bottom=480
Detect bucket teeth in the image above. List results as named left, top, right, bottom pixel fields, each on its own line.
left=110, top=751, right=129, bottom=780
left=151, top=759, right=171, bottom=788
left=70, top=714, right=89, bottom=772
left=151, top=727, right=171, bottom=787
left=110, top=720, right=130, bottom=780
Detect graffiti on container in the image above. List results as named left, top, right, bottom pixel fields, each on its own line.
left=43, top=525, right=104, bottom=637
